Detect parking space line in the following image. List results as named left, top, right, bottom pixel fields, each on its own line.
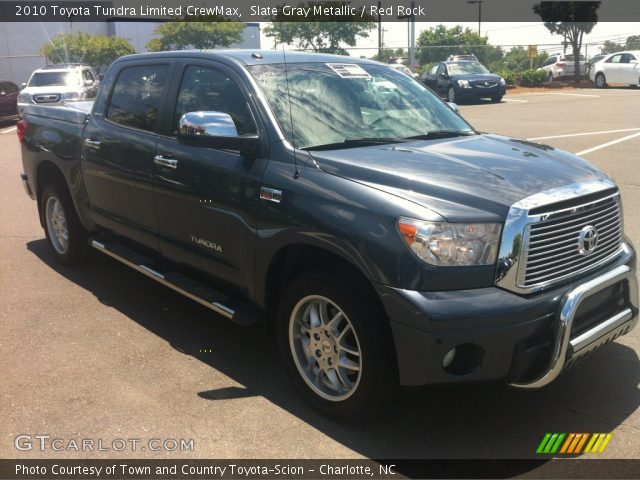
left=503, top=98, right=528, bottom=103
left=0, top=127, right=17, bottom=134
left=575, top=131, right=640, bottom=156
left=521, top=92, right=600, bottom=98
left=529, top=128, right=640, bottom=141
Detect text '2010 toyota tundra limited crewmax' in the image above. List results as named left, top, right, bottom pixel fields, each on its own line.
left=19, top=51, right=638, bottom=417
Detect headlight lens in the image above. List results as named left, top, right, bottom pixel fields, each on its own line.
left=17, top=92, right=31, bottom=103
left=63, top=92, right=80, bottom=100
left=398, top=217, right=502, bottom=266
left=457, top=79, right=471, bottom=88
left=499, top=77, right=506, bottom=85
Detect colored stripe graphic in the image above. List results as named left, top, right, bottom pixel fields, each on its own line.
left=539, top=433, right=613, bottom=454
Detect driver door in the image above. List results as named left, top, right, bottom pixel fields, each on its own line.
left=152, top=61, right=268, bottom=294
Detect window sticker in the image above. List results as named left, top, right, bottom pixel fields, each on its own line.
left=326, top=63, right=371, bottom=79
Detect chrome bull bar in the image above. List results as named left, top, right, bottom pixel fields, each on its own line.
left=511, top=257, right=638, bottom=389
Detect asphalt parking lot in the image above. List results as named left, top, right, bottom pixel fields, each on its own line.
left=1, top=87, right=639, bottom=465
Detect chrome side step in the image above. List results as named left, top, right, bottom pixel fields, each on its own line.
left=91, top=239, right=258, bottom=325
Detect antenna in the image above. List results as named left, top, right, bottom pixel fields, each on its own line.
left=281, top=44, right=300, bottom=179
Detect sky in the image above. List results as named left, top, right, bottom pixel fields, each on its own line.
left=260, top=21, right=640, bottom=59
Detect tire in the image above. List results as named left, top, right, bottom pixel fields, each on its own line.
left=41, top=182, right=89, bottom=265
left=595, top=72, right=607, bottom=88
left=447, top=86, right=456, bottom=103
left=276, top=269, right=398, bottom=419
left=491, top=95, right=503, bottom=103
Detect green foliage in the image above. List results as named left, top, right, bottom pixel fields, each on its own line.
left=146, top=17, right=245, bottom=51
left=371, top=48, right=406, bottom=62
left=602, top=40, right=624, bottom=54
left=416, top=24, right=503, bottom=67
left=496, top=70, right=517, bottom=86
left=625, top=35, right=640, bottom=50
left=41, top=32, right=135, bottom=67
left=533, top=1, right=601, bottom=81
left=490, top=47, right=549, bottom=73
left=520, top=69, right=547, bottom=87
left=265, top=2, right=375, bottom=53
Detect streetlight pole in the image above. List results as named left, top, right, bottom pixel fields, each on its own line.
left=467, top=0, right=483, bottom=37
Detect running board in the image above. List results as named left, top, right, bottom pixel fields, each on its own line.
left=90, top=239, right=259, bottom=325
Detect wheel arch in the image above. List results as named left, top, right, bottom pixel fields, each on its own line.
left=35, top=160, right=66, bottom=228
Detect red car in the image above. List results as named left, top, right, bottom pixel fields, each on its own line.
left=0, top=81, right=19, bottom=120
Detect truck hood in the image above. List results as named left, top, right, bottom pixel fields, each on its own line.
left=22, top=85, right=83, bottom=95
left=308, top=133, right=609, bottom=222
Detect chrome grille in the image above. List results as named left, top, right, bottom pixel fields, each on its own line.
left=33, top=94, right=60, bottom=103
left=472, top=81, right=498, bottom=88
left=518, top=194, right=623, bottom=289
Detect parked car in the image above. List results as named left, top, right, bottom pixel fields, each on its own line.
left=388, top=63, right=416, bottom=77
left=538, top=53, right=587, bottom=82
left=586, top=53, right=607, bottom=75
left=0, top=80, right=19, bottom=120
left=421, top=60, right=506, bottom=103
left=447, top=54, right=478, bottom=62
left=590, top=51, right=640, bottom=88
left=19, top=51, right=638, bottom=418
left=17, top=64, right=99, bottom=116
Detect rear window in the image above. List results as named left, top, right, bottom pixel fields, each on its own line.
left=29, top=71, right=80, bottom=87
left=106, top=64, right=169, bottom=132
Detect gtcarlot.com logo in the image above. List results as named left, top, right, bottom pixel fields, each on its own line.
left=536, top=433, right=612, bottom=454
left=14, top=434, right=195, bottom=452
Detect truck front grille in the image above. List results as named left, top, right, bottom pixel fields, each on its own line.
left=518, top=193, right=623, bottom=289
left=33, top=94, right=60, bottom=103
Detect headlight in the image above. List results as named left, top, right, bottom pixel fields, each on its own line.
left=499, top=77, right=506, bottom=85
left=397, top=217, right=502, bottom=266
left=17, top=92, right=31, bottom=103
left=457, top=79, right=471, bottom=88
left=62, top=92, right=80, bottom=100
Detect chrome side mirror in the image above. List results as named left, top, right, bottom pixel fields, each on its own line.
left=447, top=102, right=460, bottom=114
left=20, top=82, right=27, bottom=90
left=177, top=111, right=259, bottom=154
left=84, top=80, right=94, bottom=87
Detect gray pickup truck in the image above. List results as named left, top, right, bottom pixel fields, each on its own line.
left=19, top=50, right=638, bottom=417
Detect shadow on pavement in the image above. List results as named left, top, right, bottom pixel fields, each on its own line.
left=27, top=238, right=640, bottom=466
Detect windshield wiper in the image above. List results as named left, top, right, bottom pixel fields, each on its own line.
left=402, top=131, right=476, bottom=140
left=305, top=137, right=405, bottom=151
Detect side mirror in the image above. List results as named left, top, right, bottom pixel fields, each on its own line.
left=84, top=80, right=94, bottom=87
left=20, top=82, right=27, bottom=89
left=630, top=60, right=639, bottom=65
left=177, top=111, right=260, bottom=155
left=447, top=102, right=460, bottom=114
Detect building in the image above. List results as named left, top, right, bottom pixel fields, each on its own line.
left=0, top=21, right=261, bottom=84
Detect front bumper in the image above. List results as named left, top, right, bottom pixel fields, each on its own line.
left=377, top=243, right=638, bottom=387
left=456, top=85, right=507, bottom=99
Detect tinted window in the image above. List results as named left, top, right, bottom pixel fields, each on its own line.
left=107, top=64, right=169, bottom=132
left=29, top=71, right=80, bottom=87
left=428, top=64, right=438, bottom=76
left=173, top=65, right=256, bottom=135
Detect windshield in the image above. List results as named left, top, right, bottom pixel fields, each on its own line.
left=248, top=62, right=474, bottom=149
left=447, top=62, right=489, bottom=75
left=29, top=71, right=80, bottom=87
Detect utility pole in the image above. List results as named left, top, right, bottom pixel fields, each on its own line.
left=467, top=1, right=483, bottom=37
left=377, top=0, right=382, bottom=60
left=398, top=1, right=416, bottom=70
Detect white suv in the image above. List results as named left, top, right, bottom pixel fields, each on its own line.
left=17, top=65, right=99, bottom=116
left=538, top=54, right=587, bottom=82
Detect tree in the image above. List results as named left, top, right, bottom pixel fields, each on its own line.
left=146, top=17, right=245, bottom=51
left=626, top=35, right=640, bottom=50
left=533, top=1, right=601, bottom=82
left=602, top=40, right=624, bottom=54
left=371, top=48, right=406, bottom=62
left=264, top=1, right=375, bottom=54
left=416, top=25, right=503, bottom=67
left=41, top=32, right=135, bottom=68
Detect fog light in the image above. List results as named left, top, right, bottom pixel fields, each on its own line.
left=442, top=348, right=457, bottom=368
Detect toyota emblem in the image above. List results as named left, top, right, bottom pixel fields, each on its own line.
left=578, top=225, right=599, bottom=255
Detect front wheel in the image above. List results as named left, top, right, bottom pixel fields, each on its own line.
left=447, top=86, right=456, bottom=103
left=277, top=270, right=398, bottom=418
left=595, top=72, right=607, bottom=88
left=491, top=95, right=503, bottom=103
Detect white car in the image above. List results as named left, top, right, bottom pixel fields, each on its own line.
left=17, top=65, right=99, bottom=116
left=538, top=53, right=587, bottom=82
left=590, top=50, right=640, bottom=88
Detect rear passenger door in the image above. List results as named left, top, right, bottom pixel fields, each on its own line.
left=604, top=54, right=623, bottom=83
left=152, top=61, right=268, bottom=295
left=82, top=61, right=173, bottom=251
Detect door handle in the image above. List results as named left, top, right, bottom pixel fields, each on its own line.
left=154, top=155, right=178, bottom=169
left=84, top=138, right=101, bottom=149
